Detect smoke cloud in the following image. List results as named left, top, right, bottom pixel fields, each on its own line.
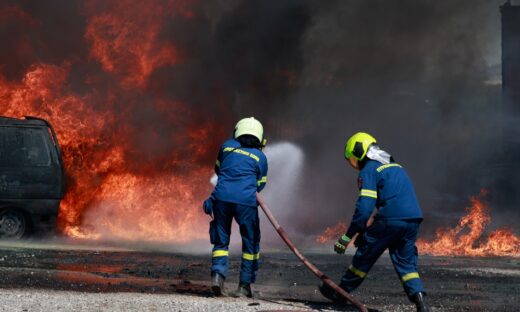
left=273, top=0, right=517, bottom=240
left=0, top=0, right=517, bottom=244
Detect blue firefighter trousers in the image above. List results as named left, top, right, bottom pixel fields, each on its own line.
left=210, top=200, right=260, bottom=284
left=340, top=219, right=425, bottom=299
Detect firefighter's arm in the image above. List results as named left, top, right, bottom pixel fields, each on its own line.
left=345, top=171, right=377, bottom=239
left=256, top=154, right=268, bottom=192
left=214, top=147, right=223, bottom=175
left=345, top=197, right=375, bottom=239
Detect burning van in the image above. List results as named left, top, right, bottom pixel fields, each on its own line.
left=0, top=116, right=64, bottom=238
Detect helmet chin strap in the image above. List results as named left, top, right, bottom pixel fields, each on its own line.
left=366, top=145, right=392, bottom=165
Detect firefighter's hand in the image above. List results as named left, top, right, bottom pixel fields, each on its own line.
left=202, top=197, right=214, bottom=218
left=334, top=234, right=351, bottom=254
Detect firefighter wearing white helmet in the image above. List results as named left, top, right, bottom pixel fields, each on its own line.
left=319, top=132, right=430, bottom=312
left=234, top=117, right=265, bottom=145
left=203, top=117, right=268, bottom=298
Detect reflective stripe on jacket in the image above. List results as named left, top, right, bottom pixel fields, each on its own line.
left=346, top=159, right=422, bottom=238
left=212, top=139, right=268, bottom=207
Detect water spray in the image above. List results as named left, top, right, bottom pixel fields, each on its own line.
left=210, top=141, right=367, bottom=310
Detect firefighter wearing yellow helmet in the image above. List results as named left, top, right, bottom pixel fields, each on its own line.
left=344, top=132, right=377, bottom=169
left=320, top=132, right=430, bottom=312
left=203, top=117, right=268, bottom=298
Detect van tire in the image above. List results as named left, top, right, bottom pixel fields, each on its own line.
left=0, top=209, right=29, bottom=239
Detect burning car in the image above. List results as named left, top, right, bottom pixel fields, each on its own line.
left=0, top=116, right=64, bottom=238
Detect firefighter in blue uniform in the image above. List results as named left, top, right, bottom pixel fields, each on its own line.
left=203, top=117, right=268, bottom=298
left=319, top=132, right=430, bottom=312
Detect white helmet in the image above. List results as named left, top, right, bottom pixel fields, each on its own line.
left=234, top=117, right=263, bottom=143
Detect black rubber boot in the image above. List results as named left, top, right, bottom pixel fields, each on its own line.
left=211, top=272, right=226, bottom=296
left=233, top=283, right=253, bottom=298
left=318, top=282, right=349, bottom=305
left=411, top=292, right=430, bottom=312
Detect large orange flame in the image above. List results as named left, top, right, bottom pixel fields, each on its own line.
left=0, top=1, right=224, bottom=242
left=316, top=190, right=520, bottom=257
left=84, top=0, right=186, bottom=89
left=418, top=190, right=520, bottom=257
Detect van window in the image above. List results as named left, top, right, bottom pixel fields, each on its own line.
left=0, top=127, right=52, bottom=167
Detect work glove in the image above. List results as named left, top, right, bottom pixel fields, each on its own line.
left=203, top=196, right=214, bottom=217
left=334, top=234, right=351, bottom=254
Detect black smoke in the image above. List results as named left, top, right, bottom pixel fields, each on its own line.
left=268, top=0, right=516, bottom=240
left=1, top=0, right=517, bottom=241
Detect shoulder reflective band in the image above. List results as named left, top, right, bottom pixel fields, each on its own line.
left=348, top=265, right=367, bottom=278
left=360, top=189, right=377, bottom=198
left=242, top=252, right=260, bottom=261
left=401, top=272, right=420, bottom=282
left=223, top=147, right=260, bottom=162
left=212, top=250, right=229, bottom=257
left=257, top=176, right=267, bottom=186
left=376, top=163, right=402, bottom=172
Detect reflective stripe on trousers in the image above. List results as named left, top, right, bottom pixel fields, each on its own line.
left=340, top=219, right=425, bottom=297
left=210, top=200, right=260, bottom=284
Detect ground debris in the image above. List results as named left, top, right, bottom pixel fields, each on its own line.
left=0, top=242, right=518, bottom=311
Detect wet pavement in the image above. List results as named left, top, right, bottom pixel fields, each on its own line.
left=0, top=240, right=519, bottom=311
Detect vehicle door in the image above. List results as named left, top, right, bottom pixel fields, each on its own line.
left=0, top=126, right=62, bottom=199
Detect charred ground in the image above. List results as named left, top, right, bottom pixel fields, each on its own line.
left=0, top=241, right=518, bottom=311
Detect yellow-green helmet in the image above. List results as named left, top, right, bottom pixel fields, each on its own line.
left=345, top=132, right=377, bottom=160
left=234, top=117, right=263, bottom=142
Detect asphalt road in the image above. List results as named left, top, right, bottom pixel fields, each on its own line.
left=0, top=240, right=518, bottom=312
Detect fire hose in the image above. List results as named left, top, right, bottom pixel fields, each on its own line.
left=256, top=194, right=368, bottom=312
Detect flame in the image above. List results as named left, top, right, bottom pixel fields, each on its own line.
left=316, top=190, right=520, bottom=257
left=0, top=1, right=225, bottom=243
left=315, top=221, right=347, bottom=244
left=84, top=0, right=183, bottom=89
left=418, top=190, right=520, bottom=257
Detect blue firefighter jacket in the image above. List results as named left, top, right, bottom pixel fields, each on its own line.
left=211, top=139, right=268, bottom=207
left=345, top=159, right=423, bottom=238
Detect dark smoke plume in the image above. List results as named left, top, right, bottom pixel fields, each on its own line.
left=0, top=0, right=517, bottom=243
left=275, top=0, right=515, bottom=240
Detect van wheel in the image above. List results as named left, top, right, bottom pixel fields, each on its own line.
left=0, top=210, right=28, bottom=239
